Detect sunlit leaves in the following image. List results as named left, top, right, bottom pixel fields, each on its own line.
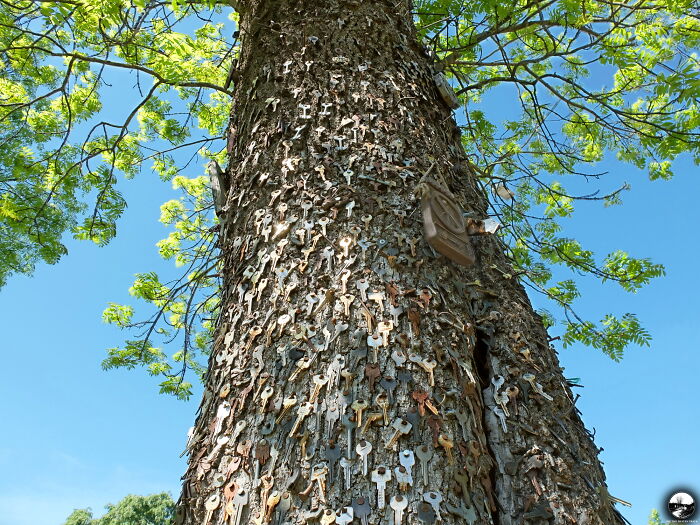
left=0, top=0, right=234, bottom=287
left=61, top=492, right=175, bottom=525
left=562, top=313, right=651, bottom=361
left=421, top=0, right=699, bottom=358
left=602, top=250, right=666, bottom=292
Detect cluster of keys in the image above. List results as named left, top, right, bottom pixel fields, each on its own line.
left=176, top=18, right=566, bottom=525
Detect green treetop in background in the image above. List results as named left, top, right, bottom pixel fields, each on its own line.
left=62, top=493, right=174, bottom=525
left=1, top=0, right=698, bottom=397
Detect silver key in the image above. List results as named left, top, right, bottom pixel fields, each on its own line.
left=355, top=278, right=369, bottom=301
left=423, top=491, right=443, bottom=521
left=230, top=488, right=248, bottom=525
left=356, top=440, right=372, bottom=476
left=415, top=445, right=433, bottom=487
left=390, top=495, right=408, bottom=525
left=399, top=449, right=415, bottom=475
left=339, top=457, right=353, bottom=490
left=371, top=466, right=392, bottom=509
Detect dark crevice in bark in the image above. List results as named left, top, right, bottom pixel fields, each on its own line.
left=473, top=326, right=503, bottom=525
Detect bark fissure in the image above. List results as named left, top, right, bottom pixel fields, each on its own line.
left=175, top=1, right=626, bottom=524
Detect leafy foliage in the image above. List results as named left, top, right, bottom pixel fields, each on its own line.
left=62, top=493, right=175, bottom=525
left=647, top=509, right=665, bottom=525
left=2, top=0, right=698, bottom=395
left=414, top=0, right=696, bottom=354
left=0, top=0, right=233, bottom=286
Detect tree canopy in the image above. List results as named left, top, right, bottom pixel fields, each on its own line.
left=1, top=0, right=698, bottom=397
left=62, top=493, right=175, bottom=525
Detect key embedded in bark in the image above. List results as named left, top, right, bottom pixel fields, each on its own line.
left=415, top=444, right=433, bottom=487
left=390, top=495, right=408, bottom=524
left=356, top=439, right=373, bottom=475
left=371, top=466, right=392, bottom=509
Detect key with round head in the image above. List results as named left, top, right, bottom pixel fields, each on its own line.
left=351, top=399, right=369, bottom=428
left=275, top=394, right=298, bottom=424
left=339, top=456, right=354, bottom=490
left=206, top=435, right=229, bottom=462
left=415, top=444, right=433, bottom=487
left=325, top=401, right=340, bottom=440
left=366, top=334, right=382, bottom=362
left=272, top=492, right=291, bottom=525
left=420, top=358, right=438, bottom=387
left=361, top=412, right=383, bottom=435
left=356, top=278, right=370, bottom=301
left=289, top=357, right=312, bottom=382
left=264, top=490, right=281, bottom=522
left=492, top=406, right=508, bottom=433
left=399, top=449, right=415, bottom=474
left=229, top=488, right=248, bottom=525
left=259, top=386, right=274, bottom=414
left=356, top=439, right=373, bottom=475
left=385, top=418, right=412, bottom=450
left=320, top=509, right=336, bottom=525
left=340, top=294, right=355, bottom=317
left=213, top=401, right=231, bottom=436
left=394, top=465, right=413, bottom=491
left=309, top=374, right=329, bottom=404
left=352, top=497, right=371, bottom=525
left=289, top=402, right=314, bottom=437
left=231, top=420, right=246, bottom=444
left=437, top=433, right=455, bottom=464
left=522, top=373, right=553, bottom=401
left=324, top=443, right=342, bottom=484
left=423, top=491, right=443, bottom=521
left=390, top=495, right=408, bottom=525
left=203, top=493, right=220, bottom=525
left=375, top=393, right=389, bottom=425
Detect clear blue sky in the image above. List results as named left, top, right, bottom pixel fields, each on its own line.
left=1, top=46, right=699, bottom=525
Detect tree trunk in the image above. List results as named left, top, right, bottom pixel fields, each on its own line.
left=176, top=1, right=626, bottom=524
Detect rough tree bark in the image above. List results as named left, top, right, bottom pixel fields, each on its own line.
left=175, top=1, right=627, bottom=524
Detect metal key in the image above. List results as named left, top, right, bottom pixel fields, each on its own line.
left=399, top=449, right=415, bottom=475
left=203, top=493, right=220, bottom=525
left=336, top=506, right=354, bottom=525
left=423, top=491, right=443, bottom=521
left=385, top=418, right=412, bottom=450
left=415, top=445, right=433, bottom=486
left=371, top=466, right=392, bottom=509
left=289, top=402, right=314, bottom=437
left=273, top=491, right=291, bottom=525
left=309, top=374, right=329, bottom=404
left=390, top=495, right=408, bottom=525
left=356, top=439, right=372, bottom=475
left=352, top=497, right=371, bottom=525
left=339, top=456, right=353, bottom=490
left=341, top=414, right=356, bottom=457
left=325, top=401, right=340, bottom=440
left=229, top=488, right=248, bottom=525
left=325, top=442, right=342, bottom=483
